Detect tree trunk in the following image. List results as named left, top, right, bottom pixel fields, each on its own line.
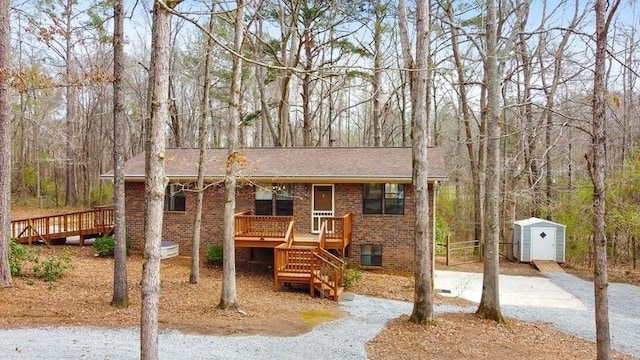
left=219, top=0, right=245, bottom=310
left=399, top=0, right=434, bottom=324
left=591, top=0, right=620, bottom=358
left=0, top=0, right=12, bottom=286
left=445, top=1, right=483, bottom=247
left=372, top=0, right=382, bottom=147
left=476, top=0, right=504, bottom=323
left=65, top=0, right=76, bottom=206
left=302, top=22, right=313, bottom=146
left=191, top=2, right=216, bottom=285
left=140, top=0, right=173, bottom=358
left=111, top=0, right=128, bottom=308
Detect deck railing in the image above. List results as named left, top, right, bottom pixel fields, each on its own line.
left=11, top=206, right=115, bottom=245
left=234, top=214, right=294, bottom=238
left=320, top=214, right=352, bottom=256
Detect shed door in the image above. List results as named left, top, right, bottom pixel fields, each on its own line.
left=531, top=227, right=556, bottom=260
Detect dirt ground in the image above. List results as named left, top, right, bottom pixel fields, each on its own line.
left=5, top=207, right=637, bottom=359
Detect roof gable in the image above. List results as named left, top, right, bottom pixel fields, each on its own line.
left=109, top=147, right=448, bottom=183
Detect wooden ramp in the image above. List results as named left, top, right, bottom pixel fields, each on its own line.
left=11, top=207, right=114, bottom=246
left=532, top=260, right=565, bottom=273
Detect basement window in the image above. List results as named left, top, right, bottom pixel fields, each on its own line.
left=360, top=244, right=382, bottom=267
left=164, top=184, right=186, bottom=212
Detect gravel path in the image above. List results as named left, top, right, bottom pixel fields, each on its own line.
left=0, top=297, right=467, bottom=360
left=0, top=272, right=638, bottom=359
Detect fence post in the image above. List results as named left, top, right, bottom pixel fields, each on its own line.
left=446, top=233, right=450, bottom=266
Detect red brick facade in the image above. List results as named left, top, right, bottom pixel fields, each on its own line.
left=125, top=181, right=434, bottom=273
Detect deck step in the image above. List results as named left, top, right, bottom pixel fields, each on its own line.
left=312, top=279, right=343, bottom=300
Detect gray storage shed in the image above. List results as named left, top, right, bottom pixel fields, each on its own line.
left=513, top=217, right=566, bottom=263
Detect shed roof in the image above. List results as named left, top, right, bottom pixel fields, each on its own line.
left=106, top=147, right=448, bottom=183
left=514, top=217, right=566, bottom=228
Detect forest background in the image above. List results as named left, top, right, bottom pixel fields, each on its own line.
left=8, top=0, right=640, bottom=270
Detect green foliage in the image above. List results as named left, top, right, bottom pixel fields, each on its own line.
left=343, top=258, right=363, bottom=288
left=606, top=155, right=640, bottom=238
left=32, top=248, right=74, bottom=283
left=93, top=235, right=130, bottom=257
left=206, top=243, right=224, bottom=266
left=242, top=110, right=262, bottom=126
left=8, top=239, right=31, bottom=276
left=8, top=241, right=75, bottom=283
left=553, top=180, right=594, bottom=240
left=330, top=39, right=372, bottom=57
left=346, top=70, right=373, bottom=81
left=90, top=182, right=114, bottom=206
left=435, top=218, right=450, bottom=256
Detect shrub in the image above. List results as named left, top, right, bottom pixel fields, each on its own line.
left=32, top=248, right=74, bottom=282
left=8, top=239, right=31, bottom=276
left=206, top=244, right=223, bottom=266
left=343, top=258, right=363, bottom=288
left=93, top=235, right=130, bottom=257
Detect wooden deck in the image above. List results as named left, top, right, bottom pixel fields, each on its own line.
left=234, top=212, right=352, bottom=255
left=235, top=212, right=352, bottom=301
left=11, top=206, right=115, bottom=246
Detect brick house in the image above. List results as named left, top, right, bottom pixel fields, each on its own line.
left=116, top=147, right=447, bottom=273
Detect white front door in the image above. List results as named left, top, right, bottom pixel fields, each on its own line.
left=531, top=227, right=556, bottom=261
left=311, top=184, right=334, bottom=233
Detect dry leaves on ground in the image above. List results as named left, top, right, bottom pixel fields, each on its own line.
left=0, top=246, right=343, bottom=336
left=367, top=313, right=634, bottom=360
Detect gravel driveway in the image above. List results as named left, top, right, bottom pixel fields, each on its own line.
left=0, top=272, right=638, bottom=359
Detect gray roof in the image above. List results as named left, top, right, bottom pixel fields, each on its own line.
left=108, top=147, right=448, bottom=183
left=514, top=217, right=566, bottom=228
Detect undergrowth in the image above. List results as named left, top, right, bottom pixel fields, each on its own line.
left=8, top=239, right=75, bottom=283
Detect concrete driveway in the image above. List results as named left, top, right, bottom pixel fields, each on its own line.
left=435, top=270, right=586, bottom=309
left=435, top=270, right=640, bottom=358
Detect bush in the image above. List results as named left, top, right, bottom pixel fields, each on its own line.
left=206, top=244, right=223, bottom=266
left=8, top=239, right=31, bottom=276
left=32, top=248, right=74, bottom=282
left=93, top=235, right=130, bottom=257
left=343, top=258, right=363, bottom=288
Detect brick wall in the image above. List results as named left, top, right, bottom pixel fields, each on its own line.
left=125, top=181, right=434, bottom=273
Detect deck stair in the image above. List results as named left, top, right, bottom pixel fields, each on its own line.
left=274, top=221, right=345, bottom=301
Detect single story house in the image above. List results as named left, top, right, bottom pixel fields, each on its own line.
left=111, top=147, right=447, bottom=273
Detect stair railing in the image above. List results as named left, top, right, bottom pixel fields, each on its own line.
left=312, top=250, right=342, bottom=300
left=316, top=247, right=344, bottom=287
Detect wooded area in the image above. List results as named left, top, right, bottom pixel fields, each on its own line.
left=4, top=0, right=636, bottom=358
left=7, top=0, right=639, bottom=264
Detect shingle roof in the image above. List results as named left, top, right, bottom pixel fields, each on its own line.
left=109, top=147, right=448, bottom=183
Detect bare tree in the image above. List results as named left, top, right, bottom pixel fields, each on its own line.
left=398, top=0, right=434, bottom=324
left=111, top=0, right=128, bottom=308
left=219, top=0, right=245, bottom=310
left=140, top=0, right=178, bottom=358
left=476, top=0, right=504, bottom=323
left=371, top=0, right=384, bottom=147
left=590, top=0, right=621, bottom=358
left=190, top=3, right=216, bottom=285
left=443, top=0, right=486, bottom=246
left=0, top=0, right=12, bottom=286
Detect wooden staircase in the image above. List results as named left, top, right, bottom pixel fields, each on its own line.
left=274, top=221, right=345, bottom=301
